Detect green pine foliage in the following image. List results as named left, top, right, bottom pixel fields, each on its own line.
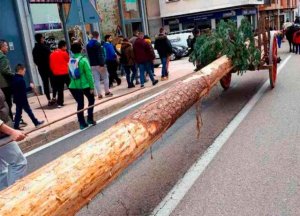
left=190, top=19, right=261, bottom=75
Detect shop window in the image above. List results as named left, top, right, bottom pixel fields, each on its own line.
left=121, top=0, right=141, bottom=20
left=169, top=23, right=180, bottom=32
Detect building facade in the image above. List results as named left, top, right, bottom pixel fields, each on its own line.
left=95, top=0, right=148, bottom=38
left=259, top=0, right=298, bottom=30
left=159, top=0, right=264, bottom=32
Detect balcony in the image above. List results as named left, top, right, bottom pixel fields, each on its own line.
left=160, top=0, right=264, bottom=18
left=259, top=0, right=297, bottom=11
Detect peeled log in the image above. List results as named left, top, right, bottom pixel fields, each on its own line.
left=0, top=56, right=233, bottom=216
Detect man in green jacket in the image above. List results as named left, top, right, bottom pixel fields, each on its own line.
left=0, top=40, right=14, bottom=120
left=69, top=43, right=96, bottom=130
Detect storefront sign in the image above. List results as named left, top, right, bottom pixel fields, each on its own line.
left=242, top=9, right=257, bottom=15
left=164, top=9, right=243, bottom=25
left=125, top=0, right=138, bottom=11
left=222, top=10, right=236, bottom=18
left=30, top=3, right=63, bottom=32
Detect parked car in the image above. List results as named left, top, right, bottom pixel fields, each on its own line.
left=170, top=44, right=189, bottom=61
left=167, top=29, right=193, bottom=47
left=153, top=46, right=161, bottom=68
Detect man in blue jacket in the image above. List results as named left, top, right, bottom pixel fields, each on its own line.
left=87, top=32, right=113, bottom=99
left=103, top=35, right=121, bottom=88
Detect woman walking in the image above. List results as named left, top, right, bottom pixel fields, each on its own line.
left=69, top=43, right=96, bottom=130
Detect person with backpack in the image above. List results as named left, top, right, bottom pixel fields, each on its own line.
left=69, top=43, right=96, bottom=130
left=120, top=38, right=136, bottom=88
left=49, top=40, right=70, bottom=108
left=86, top=31, right=112, bottom=99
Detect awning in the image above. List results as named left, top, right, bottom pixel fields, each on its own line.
left=66, top=0, right=100, bottom=26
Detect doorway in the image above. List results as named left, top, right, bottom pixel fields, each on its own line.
left=125, top=22, right=142, bottom=38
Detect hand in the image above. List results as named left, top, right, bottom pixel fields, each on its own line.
left=10, top=129, right=26, bottom=142
left=90, top=89, right=94, bottom=95
left=30, top=83, right=35, bottom=89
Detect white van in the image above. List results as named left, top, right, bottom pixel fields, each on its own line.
left=167, top=29, right=193, bottom=47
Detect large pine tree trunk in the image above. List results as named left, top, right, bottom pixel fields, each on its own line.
left=0, top=56, right=233, bottom=216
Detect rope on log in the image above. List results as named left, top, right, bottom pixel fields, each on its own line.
left=0, top=56, right=233, bottom=216
left=0, top=88, right=143, bottom=148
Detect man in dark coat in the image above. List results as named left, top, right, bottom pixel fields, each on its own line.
left=87, top=31, right=112, bottom=99
left=32, top=33, right=56, bottom=106
left=154, top=28, right=173, bottom=80
left=133, top=32, right=158, bottom=88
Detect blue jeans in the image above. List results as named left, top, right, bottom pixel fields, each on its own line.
left=161, top=57, right=168, bottom=77
left=0, top=141, right=27, bottom=190
left=124, top=65, right=137, bottom=87
left=138, top=62, right=156, bottom=85
left=14, top=102, right=39, bottom=129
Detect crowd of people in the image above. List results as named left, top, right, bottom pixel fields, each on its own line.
left=0, top=27, right=173, bottom=189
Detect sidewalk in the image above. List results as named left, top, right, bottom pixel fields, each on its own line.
left=17, top=58, right=194, bottom=152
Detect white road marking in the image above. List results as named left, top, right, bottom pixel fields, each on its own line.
left=24, top=90, right=166, bottom=157
left=150, top=54, right=292, bottom=216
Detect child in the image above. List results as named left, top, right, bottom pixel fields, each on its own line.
left=12, top=64, right=44, bottom=130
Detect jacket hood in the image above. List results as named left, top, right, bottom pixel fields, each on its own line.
left=156, top=34, right=168, bottom=40
left=121, top=42, right=132, bottom=49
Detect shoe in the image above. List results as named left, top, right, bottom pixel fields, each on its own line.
left=161, top=77, right=166, bottom=81
left=57, top=105, right=64, bottom=108
left=141, top=85, right=145, bottom=88
left=80, top=123, right=89, bottom=130
left=20, top=119, right=28, bottom=127
left=87, top=119, right=96, bottom=126
left=128, top=83, right=135, bottom=88
left=98, top=95, right=103, bottom=100
left=51, top=98, right=57, bottom=104
left=14, top=127, right=24, bottom=131
left=35, top=120, right=45, bottom=128
left=135, top=81, right=140, bottom=85
left=165, top=76, right=169, bottom=80
left=105, top=92, right=113, bottom=97
left=152, top=80, right=159, bottom=86
left=117, top=79, right=122, bottom=86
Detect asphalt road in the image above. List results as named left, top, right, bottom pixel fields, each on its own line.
left=25, top=44, right=295, bottom=215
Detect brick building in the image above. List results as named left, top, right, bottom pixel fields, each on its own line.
left=259, top=0, right=298, bottom=30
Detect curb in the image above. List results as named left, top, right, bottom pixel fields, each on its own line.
left=19, top=72, right=194, bottom=153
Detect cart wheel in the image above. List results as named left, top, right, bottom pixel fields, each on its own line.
left=220, top=73, right=232, bottom=90
left=269, top=32, right=278, bottom=88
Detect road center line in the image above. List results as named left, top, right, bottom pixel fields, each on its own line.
left=150, top=54, right=292, bottom=216
left=24, top=90, right=166, bottom=157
